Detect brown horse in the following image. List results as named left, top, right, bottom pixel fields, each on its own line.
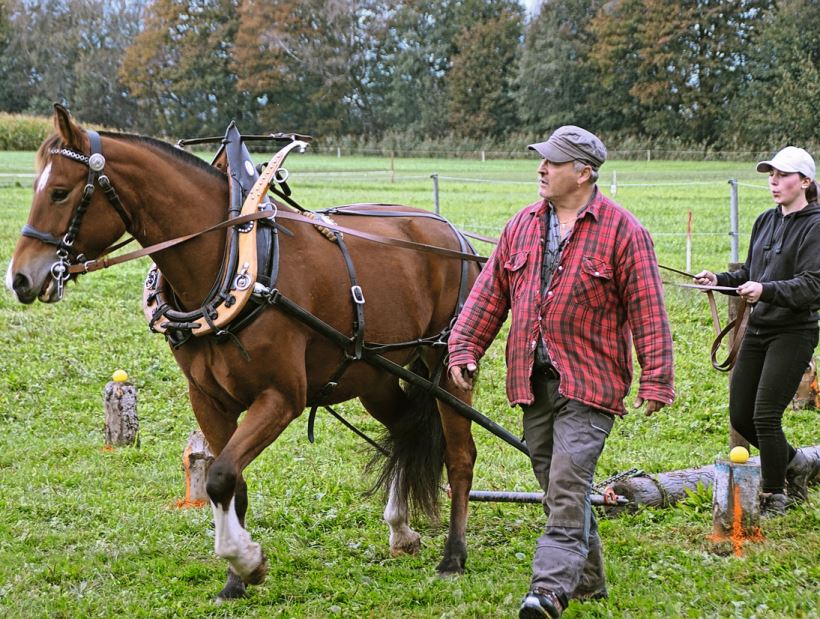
left=6, top=105, right=480, bottom=600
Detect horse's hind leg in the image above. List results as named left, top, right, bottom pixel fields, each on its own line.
left=360, top=374, right=441, bottom=557
left=384, top=473, right=421, bottom=556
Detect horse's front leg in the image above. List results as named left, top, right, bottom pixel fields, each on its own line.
left=187, top=386, right=249, bottom=600
left=204, top=388, right=301, bottom=596
left=436, top=389, right=476, bottom=576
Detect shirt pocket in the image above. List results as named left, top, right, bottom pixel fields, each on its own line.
left=504, top=250, right=529, bottom=300
left=572, top=256, right=613, bottom=308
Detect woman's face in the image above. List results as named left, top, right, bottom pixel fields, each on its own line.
left=768, top=169, right=808, bottom=208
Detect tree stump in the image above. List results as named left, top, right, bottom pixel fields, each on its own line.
left=791, top=356, right=817, bottom=410
left=103, top=379, right=139, bottom=447
left=178, top=430, right=214, bottom=508
left=711, top=461, right=761, bottom=538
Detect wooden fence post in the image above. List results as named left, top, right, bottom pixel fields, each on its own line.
left=103, top=371, right=139, bottom=447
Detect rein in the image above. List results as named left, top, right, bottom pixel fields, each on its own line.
left=657, top=264, right=750, bottom=372
left=451, top=231, right=749, bottom=372
left=74, top=203, right=487, bottom=277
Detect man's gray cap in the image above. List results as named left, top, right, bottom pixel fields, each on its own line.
left=528, top=125, right=607, bottom=169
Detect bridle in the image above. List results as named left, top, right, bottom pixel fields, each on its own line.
left=22, top=130, right=132, bottom=299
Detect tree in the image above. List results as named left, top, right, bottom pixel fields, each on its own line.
left=588, top=0, right=773, bottom=145
left=0, top=0, right=143, bottom=127
left=727, top=0, right=820, bottom=147
left=233, top=0, right=393, bottom=136
left=446, top=5, right=523, bottom=138
left=120, top=0, right=251, bottom=138
left=514, top=0, right=603, bottom=134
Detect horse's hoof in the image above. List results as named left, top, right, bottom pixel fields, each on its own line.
left=436, top=558, right=465, bottom=577
left=216, top=567, right=247, bottom=602
left=243, top=553, right=268, bottom=586
left=390, top=533, right=421, bottom=556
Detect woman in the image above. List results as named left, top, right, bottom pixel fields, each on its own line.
left=695, top=146, right=820, bottom=514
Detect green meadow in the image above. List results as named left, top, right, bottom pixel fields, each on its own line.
left=0, top=151, right=817, bottom=618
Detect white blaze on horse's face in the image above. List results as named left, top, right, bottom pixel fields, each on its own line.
left=36, top=162, right=52, bottom=194
left=5, top=260, right=16, bottom=300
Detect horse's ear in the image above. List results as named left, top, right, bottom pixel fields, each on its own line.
left=53, top=103, right=86, bottom=151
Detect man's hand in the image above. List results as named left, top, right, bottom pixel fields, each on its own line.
left=449, top=363, right=477, bottom=391
left=633, top=396, right=666, bottom=417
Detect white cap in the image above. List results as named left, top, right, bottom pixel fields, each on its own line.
left=756, top=146, right=815, bottom=180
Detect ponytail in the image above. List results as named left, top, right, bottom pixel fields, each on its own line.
left=807, top=180, right=819, bottom=204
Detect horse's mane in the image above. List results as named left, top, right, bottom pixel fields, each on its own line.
left=101, top=131, right=227, bottom=181
left=37, top=130, right=227, bottom=182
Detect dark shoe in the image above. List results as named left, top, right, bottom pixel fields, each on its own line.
left=785, top=450, right=814, bottom=503
left=760, top=492, right=792, bottom=517
left=519, top=588, right=565, bottom=618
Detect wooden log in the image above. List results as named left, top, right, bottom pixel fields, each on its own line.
left=604, top=444, right=820, bottom=516
left=103, top=379, right=139, bottom=447
left=177, top=430, right=214, bottom=508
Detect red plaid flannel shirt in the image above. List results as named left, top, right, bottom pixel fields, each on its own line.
left=448, top=191, right=675, bottom=415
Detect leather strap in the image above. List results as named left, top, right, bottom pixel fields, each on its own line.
left=658, top=265, right=750, bottom=372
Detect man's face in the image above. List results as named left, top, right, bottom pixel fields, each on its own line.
left=537, top=159, right=585, bottom=201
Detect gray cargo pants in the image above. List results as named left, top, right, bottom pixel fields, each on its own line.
left=521, top=370, right=614, bottom=600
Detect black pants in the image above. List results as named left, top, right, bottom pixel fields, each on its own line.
left=729, top=329, right=817, bottom=493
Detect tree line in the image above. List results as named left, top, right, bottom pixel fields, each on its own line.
left=0, top=0, right=817, bottom=152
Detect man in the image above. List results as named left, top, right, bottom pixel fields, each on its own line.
left=448, top=125, right=675, bottom=618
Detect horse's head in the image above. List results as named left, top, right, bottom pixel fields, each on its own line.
left=6, top=104, right=130, bottom=303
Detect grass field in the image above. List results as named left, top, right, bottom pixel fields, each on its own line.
left=0, top=149, right=818, bottom=618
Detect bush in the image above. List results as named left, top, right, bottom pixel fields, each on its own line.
left=0, top=113, right=53, bottom=151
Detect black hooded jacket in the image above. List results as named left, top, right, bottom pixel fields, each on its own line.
left=716, top=201, right=820, bottom=334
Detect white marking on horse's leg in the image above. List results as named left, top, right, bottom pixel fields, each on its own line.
left=211, top=497, right=263, bottom=580
left=384, top=476, right=421, bottom=556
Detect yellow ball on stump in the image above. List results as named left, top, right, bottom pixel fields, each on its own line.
left=112, top=369, right=129, bottom=383
left=729, top=446, right=749, bottom=464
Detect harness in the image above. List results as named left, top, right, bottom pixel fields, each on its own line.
left=29, top=126, right=482, bottom=438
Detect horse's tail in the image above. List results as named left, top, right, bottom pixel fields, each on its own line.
left=366, top=357, right=445, bottom=521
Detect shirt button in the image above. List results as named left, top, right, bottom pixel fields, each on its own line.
left=594, top=271, right=600, bottom=276
left=547, top=291, right=554, bottom=297
left=557, top=266, right=563, bottom=271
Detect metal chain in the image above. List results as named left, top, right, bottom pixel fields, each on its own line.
left=592, top=467, right=643, bottom=493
